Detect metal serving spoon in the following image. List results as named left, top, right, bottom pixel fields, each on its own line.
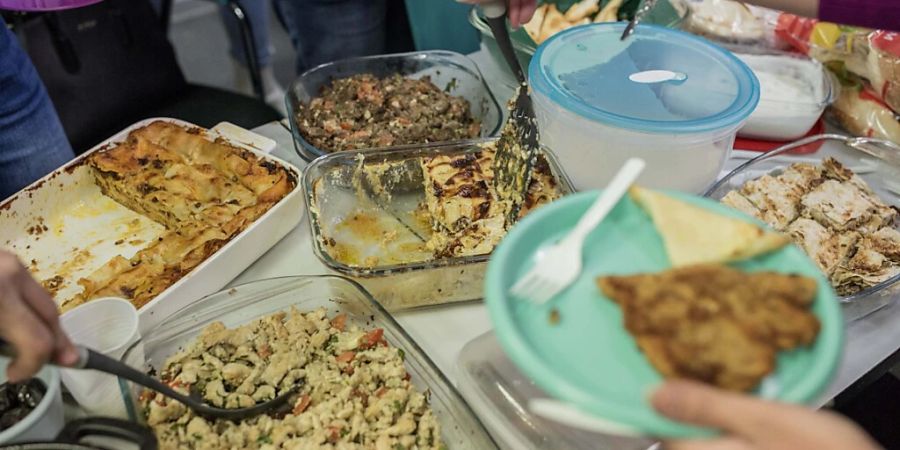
left=0, top=338, right=299, bottom=421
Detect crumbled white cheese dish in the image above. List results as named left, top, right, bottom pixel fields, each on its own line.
left=142, top=308, right=447, bottom=450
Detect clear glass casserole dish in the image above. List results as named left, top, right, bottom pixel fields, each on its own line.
left=285, top=50, right=503, bottom=162
left=117, top=275, right=499, bottom=448
left=303, top=139, right=576, bottom=311
left=704, top=134, right=900, bottom=321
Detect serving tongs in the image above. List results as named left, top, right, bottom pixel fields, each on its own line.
left=483, top=1, right=541, bottom=224
left=620, top=0, right=658, bottom=40
left=0, top=338, right=299, bottom=421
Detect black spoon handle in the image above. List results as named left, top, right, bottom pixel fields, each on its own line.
left=483, top=1, right=526, bottom=84
left=0, top=338, right=297, bottom=421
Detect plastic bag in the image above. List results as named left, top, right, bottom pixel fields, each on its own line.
left=683, top=0, right=766, bottom=42
left=831, top=86, right=900, bottom=142
left=775, top=14, right=900, bottom=114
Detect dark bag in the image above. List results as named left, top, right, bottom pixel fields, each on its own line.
left=14, top=0, right=187, bottom=151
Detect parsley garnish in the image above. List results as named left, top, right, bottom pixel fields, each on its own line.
left=324, top=334, right=339, bottom=351
left=257, top=434, right=273, bottom=444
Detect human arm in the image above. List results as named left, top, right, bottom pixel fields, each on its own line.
left=651, top=380, right=883, bottom=450
left=0, top=251, right=79, bottom=382
left=742, top=0, right=898, bottom=31
left=456, top=0, right=539, bottom=28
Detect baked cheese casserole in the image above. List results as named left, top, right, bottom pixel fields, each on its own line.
left=60, top=121, right=295, bottom=312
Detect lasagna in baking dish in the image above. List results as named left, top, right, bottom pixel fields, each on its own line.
left=60, top=121, right=295, bottom=312
left=721, top=158, right=900, bottom=295
left=421, top=145, right=560, bottom=258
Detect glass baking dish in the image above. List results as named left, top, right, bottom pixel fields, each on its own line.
left=285, top=50, right=503, bottom=162
left=705, top=134, right=900, bottom=321
left=117, top=275, right=498, bottom=449
left=303, top=139, right=576, bottom=311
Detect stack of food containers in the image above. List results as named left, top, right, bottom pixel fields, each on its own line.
left=529, top=23, right=759, bottom=193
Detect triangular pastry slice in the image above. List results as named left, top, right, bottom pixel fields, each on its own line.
left=630, top=186, right=790, bottom=267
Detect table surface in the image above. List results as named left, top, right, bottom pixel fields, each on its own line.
left=235, top=47, right=900, bottom=416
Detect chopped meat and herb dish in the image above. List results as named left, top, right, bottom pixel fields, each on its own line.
left=297, top=74, right=481, bottom=152
left=142, top=308, right=446, bottom=450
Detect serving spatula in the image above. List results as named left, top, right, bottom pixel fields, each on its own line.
left=0, top=338, right=299, bottom=421
left=482, top=1, right=541, bottom=224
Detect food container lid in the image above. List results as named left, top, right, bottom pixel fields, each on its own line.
left=529, top=23, right=760, bottom=134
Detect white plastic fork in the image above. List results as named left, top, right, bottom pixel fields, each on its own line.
left=509, top=158, right=646, bottom=304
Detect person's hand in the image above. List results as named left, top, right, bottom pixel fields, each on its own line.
left=0, top=251, right=79, bottom=382
left=457, top=0, right=538, bottom=29
left=651, top=380, right=882, bottom=450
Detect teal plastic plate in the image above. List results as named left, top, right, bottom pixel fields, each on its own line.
left=485, top=190, right=844, bottom=438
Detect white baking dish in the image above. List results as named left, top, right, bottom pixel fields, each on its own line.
left=0, top=118, right=302, bottom=334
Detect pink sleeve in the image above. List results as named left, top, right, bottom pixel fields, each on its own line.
left=818, top=0, right=900, bottom=30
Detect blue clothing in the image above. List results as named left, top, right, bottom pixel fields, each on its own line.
left=273, top=0, right=387, bottom=74
left=218, top=0, right=273, bottom=67
left=0, top=19, right=74, bottom=200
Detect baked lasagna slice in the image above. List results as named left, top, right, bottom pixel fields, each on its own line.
left=89, top=138, right=259, bottom=232
left=63, top=227, right=229, bottom=311
left=64, top=121, right=296, bottom=311
left=420, top=143, right=560, bottom=258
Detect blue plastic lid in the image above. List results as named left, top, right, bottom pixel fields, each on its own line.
left=529, top=23, right=759, bottom=134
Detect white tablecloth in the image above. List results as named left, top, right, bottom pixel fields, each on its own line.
left=236, top=48, right=900, bottom=410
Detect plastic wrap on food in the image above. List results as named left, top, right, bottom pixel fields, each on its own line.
left=775, top=14, right=900, bottom=114
left=868, top=32, right=900, bottom=114
left=831, top=87, right=900, bottom=142
left=683, top=0, right=765, bottom=42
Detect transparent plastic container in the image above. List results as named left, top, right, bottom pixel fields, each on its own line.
left=118, top=276, right=498, bottom=449
left=529, top=23, right=759, bottom=193
left=457, top=332, right=657, bottom=450
left=303, top=139, right=575, bottom=311
left=736, top=52, right=838, bottom=141
left=285, top=51, right=502, bottom=162
left=704, top=134, right=900, bottom=321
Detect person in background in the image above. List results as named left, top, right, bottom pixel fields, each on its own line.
left=217, top=0, right=286, bottom=112
left=272, top=0, right=387, bottom=74
left=0, top=16, right=74, bottom=200
left=149, top=0, right=287, bottom=113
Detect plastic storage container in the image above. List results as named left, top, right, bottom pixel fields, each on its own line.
left=119, top=276, right=498, bottom=449
left=736, top=53, right=837, bottom=140
left=457, top=332, right=657, bottom=450
left=704, top=135, right=900, bottom=321
left=303, top=139, right=575, bottom=311
left=530, top=23, right=760, bottom=193
left=0, top=358, right=64, bottom=445
left=286, top=51, right=502, bottom=162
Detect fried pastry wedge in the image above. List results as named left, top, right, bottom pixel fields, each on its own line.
left=598, top=264, right=820, bottom=391
left=630, top=187, right=790, bottom=267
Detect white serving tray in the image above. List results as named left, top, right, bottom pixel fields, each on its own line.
left=0, top=118, right=303, bottom=334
